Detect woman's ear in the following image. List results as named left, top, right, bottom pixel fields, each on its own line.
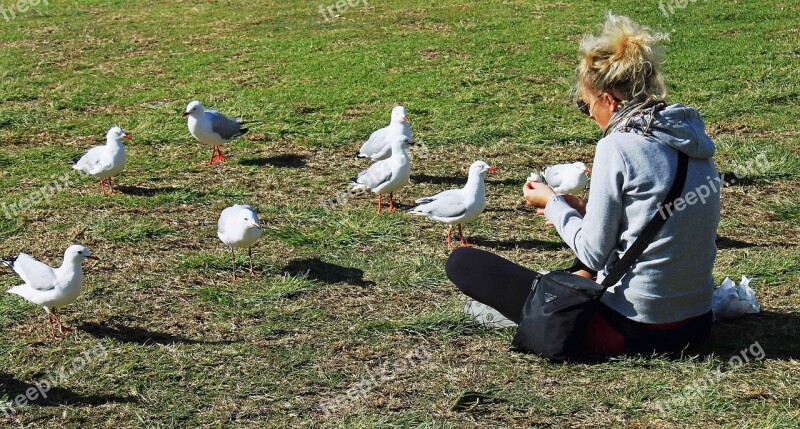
left=605, top=93, right=619, bottom=113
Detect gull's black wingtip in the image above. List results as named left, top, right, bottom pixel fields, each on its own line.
left=0, top=255, right=17, bottom=269
left=239, top=128, right=249, bottom=136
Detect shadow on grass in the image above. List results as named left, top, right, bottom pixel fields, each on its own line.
left=718, top=172, right=759, bottom=187
left=716, top=236, right=757, bottom=249
left=239, top=154, right=307, bottom=168
left=0, top=372, right=136, bottom=407
left=77, top=322, right=237, bottom=346
left=709, top=311, right=800, bottom=360
left=411, top=174, right=465, bottom=186
left=471, top=237, right=569, bottom=251
left=116, top=185, right=201, bottom=197
left=282, top=258, right=374, bottom=287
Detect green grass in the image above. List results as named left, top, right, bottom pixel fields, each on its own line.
left=0, top=0, right=798, bottom=427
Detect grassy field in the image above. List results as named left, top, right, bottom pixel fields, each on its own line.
left=0, top=0, right=798, bottom=427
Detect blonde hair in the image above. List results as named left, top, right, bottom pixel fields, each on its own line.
left=574, top=13, right=669, bottom=104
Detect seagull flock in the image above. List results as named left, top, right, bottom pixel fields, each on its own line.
left=1, top=103, right=590, bottom=338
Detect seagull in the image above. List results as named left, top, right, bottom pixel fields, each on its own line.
left=182, top=101, right=249, bottom=165
left=410, top=160, right=496, bottom=249
left=1, top=245, right=98, bottom=338
left=356, top=106, right=412, bottom=161
left=350, top=135, right=413, bottom=213
left=72, top=127, right=129, bottom=195
left=217, top=205, right=262, bottom=280
left=542, top=162, right=590, bottom=194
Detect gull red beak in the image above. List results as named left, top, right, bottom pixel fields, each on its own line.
left=123, top=134, right=132, bottom=140
left=181, top=111, right=189, bottom=118
left=584, top=167, right=591, bottom=174
left=402, top=116, right=410, bottom=123
left=88, top=255, right=100, bottom=261
left=488, top=166, right=497, bottom=173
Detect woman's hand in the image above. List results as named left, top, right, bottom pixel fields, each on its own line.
left=529, top=190, right=587, bottom=228
left=522, top=181, right=556, bottom=208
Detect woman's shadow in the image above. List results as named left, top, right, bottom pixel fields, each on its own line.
left=707, top=311, right=800, bottom=360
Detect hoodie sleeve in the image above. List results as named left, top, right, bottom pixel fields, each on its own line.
left=545, top=137, right=626, bottom=271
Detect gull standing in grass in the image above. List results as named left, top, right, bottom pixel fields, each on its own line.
left=356, top=106, right=412, bottom=161
left=350, top=135, right=413, bottom=213
left=541, top=162, right=590, bottom=194
left=72, top=126, right=129, bottom=195
left=1, top=245, right=98, bottom=338
left=183, top=101, right=249, bottom=165
left=410, top=160, right=496, bottom=249
left=217, top=205, right=262, bottom=280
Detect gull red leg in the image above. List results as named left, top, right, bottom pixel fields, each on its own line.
left=100, top=180, right=106, bottom=195
left=230, top=248, right=237, bottom=281
left=377, top=194, right=383, bottom=213
left=248, top=247, right=256, bottom=276
left=53, top=310, right=73, bottom=334
left=446, top=226, right=453, bottom=249
left=47, top=313, right=57, bottom=338
left=108, top=177, right=115, bottom=195
left=215, top=146, right=225, bottom=163
left=389, top=192, right=396, bottom=212
left=208, top=147, right=217, bottom=165
left=458, top=224, right=472, bottom=247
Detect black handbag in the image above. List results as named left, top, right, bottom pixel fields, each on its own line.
left=512, top=152, right=689, bottom=361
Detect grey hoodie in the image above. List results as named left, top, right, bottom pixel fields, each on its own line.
left=545, top=104, right=720, bottom=324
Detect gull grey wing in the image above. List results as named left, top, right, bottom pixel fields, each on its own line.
left=543, top=166, right=563, bottom=189
left=356, top=161, right=393, bottom=189
left=10, top=254, right=56, bottom=291
left=359, top=126, right=388, bottom=156
left=207, top=110, right=246, bottom=140
left=414, top=188, right=460, bottom=204
left=415, top=194, right=467, bottom=218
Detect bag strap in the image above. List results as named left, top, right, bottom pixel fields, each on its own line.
left=599, top=151, right=689, bottom=288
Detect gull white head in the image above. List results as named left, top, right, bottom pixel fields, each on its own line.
left=106, top=126, right=130, bottom=143
left=572, top=161, right=591, bottom=174
left=469, top=160, right=497, bottom=177
left=389, top=135, right=413, bottom=153
left=390, top=106, right=409, bottom=124
left=242, top=211, right=262, bottom=230
left=64, top=245, right=99, bottom=263
left=182, top=100, right=205, bottom=118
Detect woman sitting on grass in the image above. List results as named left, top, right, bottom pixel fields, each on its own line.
left=446, top=13, right=720, bottom=356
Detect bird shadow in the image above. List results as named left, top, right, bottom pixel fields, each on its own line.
left=239, top=154, right=307, bottom=168
left=282, top=258, right=374, bottom=287
left=77, top=322, right=237, bottom=346
left=486, top=178, right=524, bottom=187
left=0, top=371, right=136, bottom=407
left=116, top=185, right=196, bottom=197
left=411, top=174, right=465, bottom=186
left=471, top=237, right=569, bottom=251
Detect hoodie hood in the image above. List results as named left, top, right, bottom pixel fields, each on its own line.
left=609, top=103, right=715, bottom=159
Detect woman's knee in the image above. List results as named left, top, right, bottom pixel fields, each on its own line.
left=446, top=247, right=487, bottom=293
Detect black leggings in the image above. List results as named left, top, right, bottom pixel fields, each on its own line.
left=445, top=247, right=541, bottom=324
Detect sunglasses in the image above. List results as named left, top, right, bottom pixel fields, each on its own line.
left=576, top=99, right=591, bottom=116
left=577, top=94, right=622, bottom=116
